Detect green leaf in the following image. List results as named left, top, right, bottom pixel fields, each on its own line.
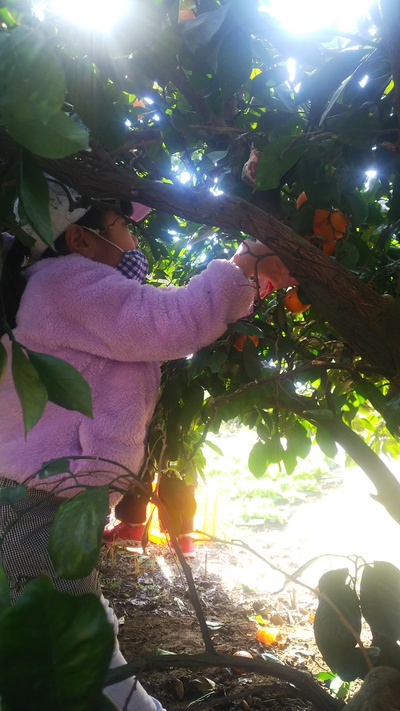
left=388, top=173, right=400, bottom=222
left=282, top=448, right=297, bottom=475
left=260, top=650, right=285, bottom=665
left=290, top=201, right=314, bottom=237
left=180, top=381, right=204, bottom=432
left=5, top=111, right=89, bottom=159
left=297, top=48, right=370, bottom=105
left=180, top=5, right=230, bottom=54
left=37, top=457, right=72, bottom=480
left=315, top=426, right=338, bottom=459
left=385, top=395, right=400, bottom=438
left=242, top=335, right=261, bottom=380
left=229, top=322, right=264, bottom=337
left=0, top=564, right=11, bottom=615
left=248, top=440, right=268, bottom=478
left=66, top=60, right=126, bottom=151
left=342, top=190, right=368, bottom=227
left=0, top=342, right=7, bottom=385
left=304, top=409, right=334, bottom=420
left=27, top=349, right=93, bottom=418
left=19, top=150, right=53, bottom=249
left=49, top=487, right=109, bottom=579
left=217, top=27, right=252, bottom=99
left=286, top=421, right=311, bottom=460
left=11, top=341, right=48, bottom=436
left=256, top=136, right=309, bottom=191
left=316, top=671, right=335, bottom=681
left=0, top=576, right=114, bottom=710
left=203, top=439, right=224, bottom=456
left=0, top=484, right=29, bottom=505
left=336, top=240, right=360, bottom=269
left=0, top=26, right=66, bottom=123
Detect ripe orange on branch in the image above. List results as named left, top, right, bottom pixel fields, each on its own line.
left=233, top=334, right=259, bottom=351
left=296, top=191, right=308, bottom=209
left=312, top=209, right=348, bottom=241
left=296, top=193, right=348, bottom=253
left=283, top=288, right=310, bottom=314
left=133, top=98, right=146, bottom=120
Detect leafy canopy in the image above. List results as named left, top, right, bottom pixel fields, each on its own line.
left=0, top=0, right=399, bottom=512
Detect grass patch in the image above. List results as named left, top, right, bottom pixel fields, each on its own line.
left=200, top=424, right=341, bottom=539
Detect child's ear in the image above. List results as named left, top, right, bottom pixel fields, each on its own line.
left=65, top=224, right=96, bottom=259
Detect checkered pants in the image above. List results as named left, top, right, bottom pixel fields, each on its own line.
left=0, top=478, right=164, bottom=710
left=0, top=477, right=100, bottom=603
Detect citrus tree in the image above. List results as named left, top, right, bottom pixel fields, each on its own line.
left=1, top=0, right=400, bottom=525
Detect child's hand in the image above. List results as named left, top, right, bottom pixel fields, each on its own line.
left=231, top=239, right=297, bottom=298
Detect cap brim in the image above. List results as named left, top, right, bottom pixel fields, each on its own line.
left=98, top=199, right=151, bottom=223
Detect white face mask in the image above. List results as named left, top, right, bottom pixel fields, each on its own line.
left=84, top=229, right=149, bottom=283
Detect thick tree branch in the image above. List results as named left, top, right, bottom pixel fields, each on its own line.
left=36, top=154, right=400, bottom=382
left=105, top=652, right=342, bottom=711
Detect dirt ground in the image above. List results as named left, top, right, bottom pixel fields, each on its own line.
left=98, top=467, right=400, bottom=711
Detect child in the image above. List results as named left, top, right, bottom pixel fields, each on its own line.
left=0, top=177, right=296, bottom=708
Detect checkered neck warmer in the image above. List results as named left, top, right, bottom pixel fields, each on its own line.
left=116, top=249, right=149, bottom=283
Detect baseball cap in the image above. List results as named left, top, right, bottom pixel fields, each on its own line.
left=15, top=176, right=152, bottom=260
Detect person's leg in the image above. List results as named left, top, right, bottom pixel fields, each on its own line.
left=0, top=478, right=99, bottom=601
left=159, top=475, right=197, bottom=558
left=104, top=483, right=151, bottom=543
left=0, top=478, right=164, bottom=710
left=177, top=483, right=197, bottom=558
left=179, top=484, right=197, bottom=535
left=114, top=488, right=149, bottom=524
left=101, top=596, right=165, bottom=711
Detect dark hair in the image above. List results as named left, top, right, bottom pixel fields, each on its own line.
left=0, top=205, right=109, bottom=331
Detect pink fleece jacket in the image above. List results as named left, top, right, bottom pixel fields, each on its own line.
left=0, top=254, right=253, bottom=503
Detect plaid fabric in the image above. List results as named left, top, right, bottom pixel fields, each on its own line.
left=0, top=478, right=100, bottom=603
left=116, top=249, right=149, bottom=283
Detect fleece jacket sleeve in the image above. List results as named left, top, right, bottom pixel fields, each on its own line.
left=21, top=256, right=255, bottom=362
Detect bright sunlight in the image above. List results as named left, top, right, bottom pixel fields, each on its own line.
left=263, top=0, right=373, bottom=35
left=36, top=0, right=129, bottom=29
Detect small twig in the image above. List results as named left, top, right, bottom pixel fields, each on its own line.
left=149, top=491, right=215, bottom=655
left=109, top=139, right=162, bottom=156
left=187, top=124, right=248, bottom=134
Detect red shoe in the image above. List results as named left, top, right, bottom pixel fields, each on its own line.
left=178, top=535, right=196, bottom=559
left=103, top=522, right=145, bottom=544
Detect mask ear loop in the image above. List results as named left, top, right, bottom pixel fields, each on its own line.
left=83, top=227, right=125, bottom=253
